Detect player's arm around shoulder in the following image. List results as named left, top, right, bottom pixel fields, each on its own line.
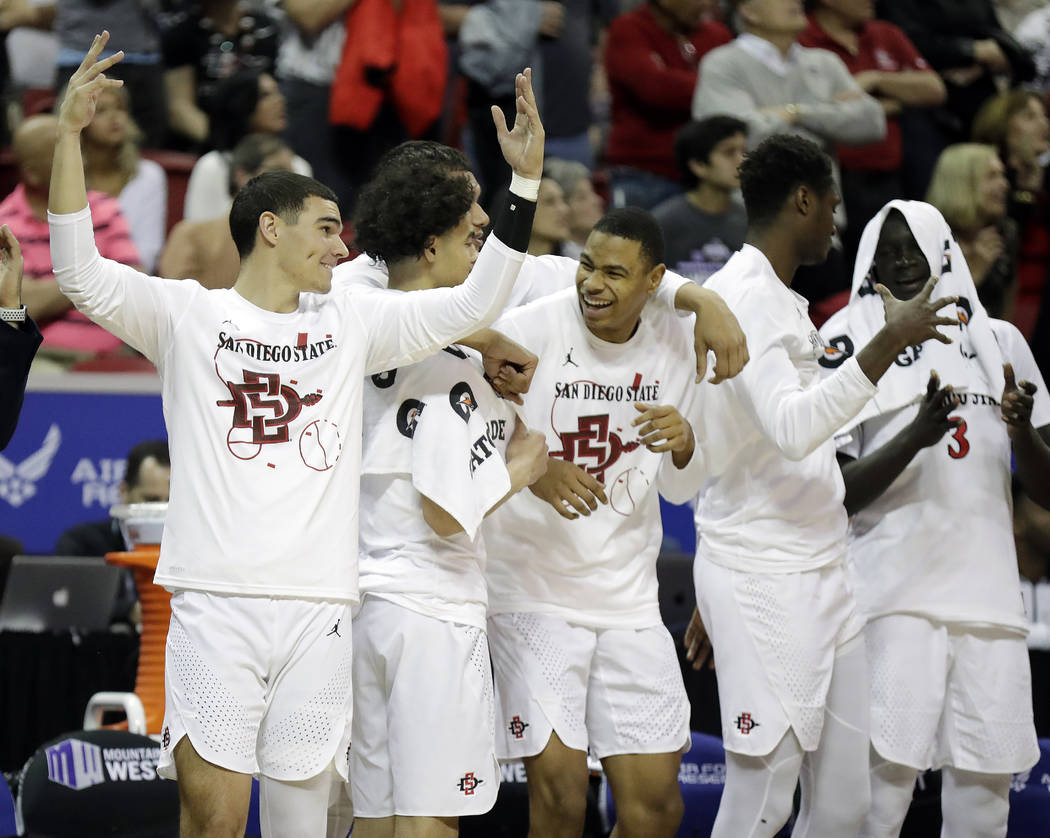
left=668, top=278, right=749, bottom=385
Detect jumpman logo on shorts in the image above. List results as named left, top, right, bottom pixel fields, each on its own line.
left=563, top=348, right=579, bottom=367
left=327, top=619, right=342, bottom=637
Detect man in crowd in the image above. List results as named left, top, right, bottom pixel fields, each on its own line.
left=652, top=115, right=748, bottom=283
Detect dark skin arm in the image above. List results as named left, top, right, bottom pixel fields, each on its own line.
left=839, top=371, right=960, bottom=515
left=1001, top=362, right=1050, bottom=510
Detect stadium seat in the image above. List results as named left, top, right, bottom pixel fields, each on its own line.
left=141, top=149, right=197, bottom=235
left=1007, top=738, right=1050, bottom=837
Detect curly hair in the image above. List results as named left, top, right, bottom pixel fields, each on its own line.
left=739, top=134, right=834, bottom=229
left=374, top=140, right=471, bottom=175
left=353, top=161, right=475, bottom=264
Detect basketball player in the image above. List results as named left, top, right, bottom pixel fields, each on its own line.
left=818, top=200, right=1050, bottom=838
left=50, top=34, right=544, bottom=838
left=690, top=135, right=959, bottom=838
left=480, top=207, right=713, bottom=838
left=349, top=150, right=551, bottom=838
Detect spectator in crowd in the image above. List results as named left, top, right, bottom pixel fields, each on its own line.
left=54, top=439, right=170, bottom=624
left=456, top=0, right=563, bottom=202
left=926, top=143, right=1018, bottom=320
left=160, top=134, right=295, bottom=289
left=799, top=0, right=946, bottom=259
left=182, top=68, right=311, bottom=221
left=604, top=0, right=732, bottom=209
left=1015, top=3, right=1050, bottom=94
left=158, top=0, right=280, bottom=146
left=0, top=114, right=141, bottom=365
left=81, top=85, right=167, bottom=272
left=876, top=0, right=1035, bottom=143
left=693, top=0, right=885, bottom=305
left=973, top=89, right=1050, bottom=340
left=652, top=115, right=747, bottom=283
left=0, top=226, right=41, bottom=451
left=54, top=0, right=166, bottom=147
left=541, top=157, right=604, bottom=259
left=266, top=0, right=352, bottom=208
left=527, top=176, right=571, bottom=256
left=1017, top=478, right=1050, bottom=651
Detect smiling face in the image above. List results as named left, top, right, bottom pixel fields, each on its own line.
left=276, top=196, right=349, bottom=294
left=872, top=210, right=930, bottom=300
left=426, top=172, right=488, bottom=287
left=575, top=231, right=664, bottom=343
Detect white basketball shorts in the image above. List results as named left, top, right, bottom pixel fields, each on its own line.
left=157, top=590, right=353, bottom=782
left=866, top=613, right=1039, bottom=774
left=487, top=612, right=690, bottom=761
left=350, top=596, right=499, bottom=817
left=694, top=556, right=865, bottom=756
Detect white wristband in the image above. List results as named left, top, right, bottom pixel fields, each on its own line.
left=509, top=172, right=541, bottom=201
left=0, top=305, right=25, bottom=323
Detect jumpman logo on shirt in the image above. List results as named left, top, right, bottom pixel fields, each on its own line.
left=327, top=619, right=342, bottom=637
left=563, top=348, right=579, bottom=367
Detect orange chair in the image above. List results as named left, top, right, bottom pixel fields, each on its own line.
left=97, top=546, right=169, bottom=735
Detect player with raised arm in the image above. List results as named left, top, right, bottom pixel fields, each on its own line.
left=347, top=113, right=552, bottom=838
left=688, top=135, right=959, bottom=838
left=818, top=200, right=1050, bottom=838
left=480, top=207, right=714, bottom=838
left=49, top=34, right=543, bottom=838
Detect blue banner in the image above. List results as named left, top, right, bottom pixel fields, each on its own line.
left=0, top=374, right=166, bottom=555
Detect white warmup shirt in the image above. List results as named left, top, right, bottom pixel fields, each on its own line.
left=837, top=321, right=1050, bottom=631
left=695, top=245, right=878, bottom=572
left=359, top=343, right=517, bottom=630
left=483, top=288, right=707, bottom=629
left=50, top=207, right=526, bottom=602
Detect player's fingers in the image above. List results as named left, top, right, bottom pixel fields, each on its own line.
left=646, top=441, right=675, bottom=453
left=1003, top=363, right=1016, bottom=393
left=1020, top=380, right=1037, bottom=396
left=875, top=282, right=893, bottom=303
left=566, top=485, right=597, bottom=514
left=929, top=294, right=958, bottom=312
left=579, top=473, right=608, bottom=505
left=925, top=371, right=939, bottom=400
left=931, top=330, right=953, bottom=345
left=695, top=343, right=709, bottom=384
left=917, top=277, right=938, bottom=300
left=490, top=104, right=509, bottom=138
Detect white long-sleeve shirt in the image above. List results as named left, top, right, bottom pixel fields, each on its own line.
left=50, top=206, right=526, bottom=601
left=695, top=245, right=877, bottom=573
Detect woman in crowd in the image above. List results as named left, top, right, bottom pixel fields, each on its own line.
left=81, top=85, right=166, bottom=272
left=973, top=89, right=1050, bottom=340
left=926, top=143, right=1017, bottom=319
left=182, top=68, right=311, bottom=221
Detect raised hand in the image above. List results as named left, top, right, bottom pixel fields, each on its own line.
left=0, top=225, right=24, bottom=311
left=1001, top=362, right=1038, bottom=439
left=684, top=607, right=714, bottom=671
left=907, top=371, right=961, bottom=449
left=529, top=456, right=607, bottom=519
left=491, top=68, right=545, bottom=180
left=878, top=277, right=958, bottom=349
left=58, top=32, right=125, bottom=135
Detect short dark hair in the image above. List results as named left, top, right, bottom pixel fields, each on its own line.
left=125, top=439, right=169, bottom=488
left=374, top=140, right=471, bottom=176
left=739, top=134, right=835, bottom=229
left=228, top=133, right=290, bottom=197
left=674, top=116, right=748, bottom=187
left=229, top=171, right=339, bottom=259
left=592, top=207, right=665, bottom=269
left=353, top=160, right=475, bottom=264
